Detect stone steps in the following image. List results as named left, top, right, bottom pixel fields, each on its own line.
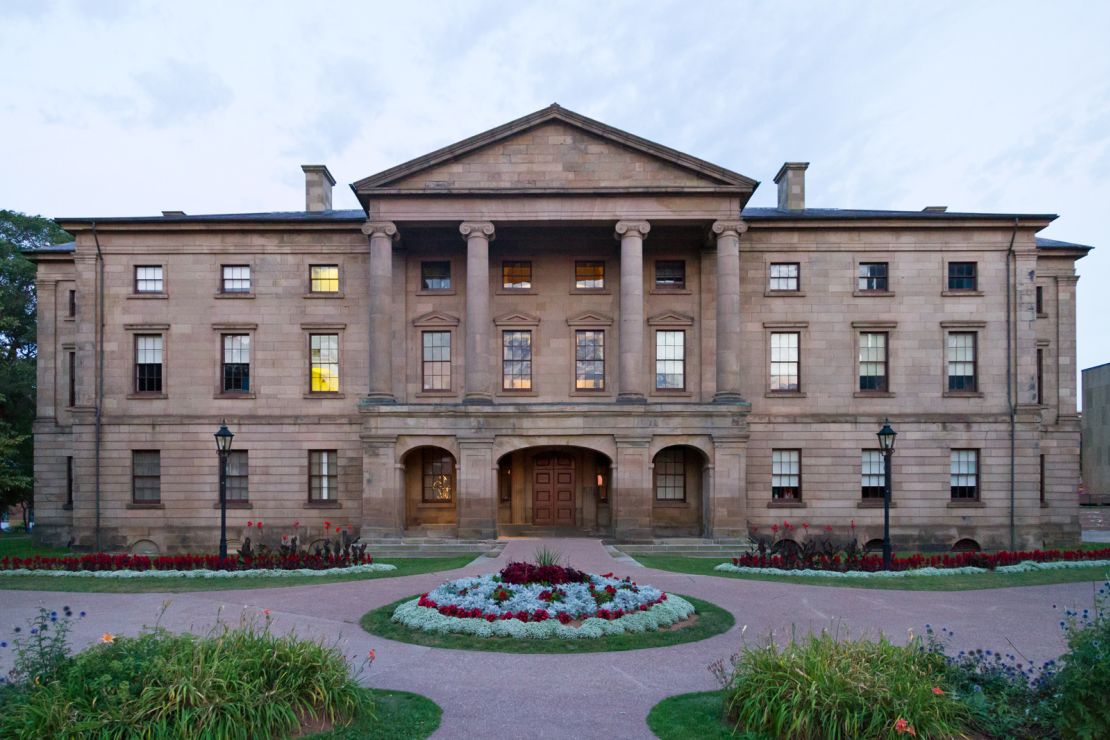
left=364, top=539, right=503, bottom=559
left=611, top=540, right=754, bottom=558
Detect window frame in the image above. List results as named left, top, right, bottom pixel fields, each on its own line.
left=225, top=450, right=249, bottom=503
left=950, top=449, right=980, bottom=501
left=574, top=329, right=606, bottom=391
left=221, top=333, right=251, bottom=394
left=65, top=456, right=73, bottom=509
left=220, top=264, right=252, bottom=294
left=573, top=260, right=606, bottom=291
left=653, top=448, right=687, bottom=502
left=769, top=331, right=801, bottom=393
left=1036, top=347, right=1044, bottom=405
left=945, top=330, right=978, bottom=393
left=857, top=261, right=890, bottom=293
left=308, top=264, right=341, bottom=294
left=653, top=260, right=686, bottom=290
left=421, top=330, right=452, bottom=392
left=308, top=332, right=341, bottom=394
left=131, top=450, right=161, bottom=504
left=133, top=334, right=164, bottom=395
left=421, top=449, right=456, bottom=504
left=501, top=261, right=533, bottom=290
left=946, top=261, right=979, bottom=292
left=501, top=329, right=533, bottom=391
left=654, top=329, right=686, bottom=391
left=771, top=449, right=802, bottom=501
left=768, top=262, right=800, bottom=292
left=308, top=449, right=338, bottom=502
left=67, top=349, right=76, bottom=407
left=67, top=289, right=76, bottom=317
left=861, top=449, right=886, bottom=500
left=858, top=331, right=889, bottom=393
left=133, top=265, right=164, bottom=295
left=1035, top=285, right=1045, bottom=316
left=420, top=261, right=452, bottom=292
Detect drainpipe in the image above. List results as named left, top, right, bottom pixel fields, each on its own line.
left=92, top=223, right=104, bottom=552
left=1005, top=219, right=1018, bottom=551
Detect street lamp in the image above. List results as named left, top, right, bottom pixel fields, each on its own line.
left=877, top=418, right=898, bottom=570
left=214, top=420, right=234, bottom=561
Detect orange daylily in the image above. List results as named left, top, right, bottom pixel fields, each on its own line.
left=100, top=633, right=115, bottom=644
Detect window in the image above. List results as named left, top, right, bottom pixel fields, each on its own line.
left=308, top=450, right=338, bottom=501
left=655, top=330, right=685, bottom=390
left=772, top=449, right=801, bottom=500
left=1037, top=348, right=1044, bottom=405
left=950, top=449, right=979, bottom=500
left=132, top=451, right=160, bottom=503
left=1040, top=454, right=1046, bottom=505
left=655, top=260, right=685, bottom=289
left=67, top=289, right=76, bottom=317
left=1036, top=286, right=1044, bottom=315
left=422, top=331, right=451, bottom=391
left=575, top=330, right=605, bottom=390
left=226, top=450, right=248, bottom=502
left=947, top=262, right=977, bottom=291
left=654, top=448, right=686, bottom=501
left=769, top=262, right=799, bottom=291
left=502, top=261, right=532, bottom=289
left=861, top=450, right=885, bottom=499
left=134, top=335, right=163, bottom=393
left=221, top=265, right=251, bottom=293
left=134, top=266, right=163, bottom=293
left=222, top=334, right=250, bottom=393
left=946, top=332, right=977, bottom=392
left=858, top=332, right=888, bottom=392
left=67, top=350, right=76, bottom=407
left=770, top=332, right=800, bottom=391
left=310, top=264, right=339, bottom=293
left=858, top=262, right=889, bottom=292
left=65, top=456, right=73, bottom=508
left=575, top=261, right=605, bottom=290
left=421, top=450, right=455, bottom=503
left=421, top=261, right=451, bottom=291
left=502, top=330, right=532, bottom=390
left=309, top=334, right=339, bottom=392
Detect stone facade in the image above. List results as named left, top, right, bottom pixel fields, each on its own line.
left=1082, top=363, right=1110, bottom=501
left=27, top=105, right=1091, bottom=554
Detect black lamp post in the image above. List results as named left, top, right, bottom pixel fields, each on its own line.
left=214, top=420, right=234, bottom=561
left=877, top=418, right=897, bottom=570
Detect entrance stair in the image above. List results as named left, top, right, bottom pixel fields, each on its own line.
left=610, top=538, right=755, bottom=558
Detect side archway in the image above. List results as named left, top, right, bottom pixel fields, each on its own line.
left=651, top=445, right=707, bottom=537
left=401, top=446, right=457, bottom=531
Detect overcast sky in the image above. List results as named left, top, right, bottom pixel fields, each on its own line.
left=2, top=0, right=1107, bottom=392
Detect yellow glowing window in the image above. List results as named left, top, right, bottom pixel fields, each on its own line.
left=310, top=265, right=339, bottom=293
left=310, top=334, right=339, bottom=392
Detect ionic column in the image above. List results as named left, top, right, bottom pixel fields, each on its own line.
left=362, top=221, right=398, bottom=402
left=712, top=220, right=748, bottom=402
left=460, top=221, right=495, bottom=404
left=615, top=220, right=650, bottom=403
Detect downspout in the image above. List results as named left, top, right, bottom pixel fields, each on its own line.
left=1005, top=219, right=1018, bottom=551
left=92, top=223, right=104, bottom=551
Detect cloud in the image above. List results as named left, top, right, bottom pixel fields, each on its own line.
left=133, top=59, right=232, bottom=127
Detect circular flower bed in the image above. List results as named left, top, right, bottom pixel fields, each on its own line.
left=392, top=562, right=695, bottom=639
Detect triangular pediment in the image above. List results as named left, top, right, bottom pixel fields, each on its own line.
left=647, top=311, right=694, bottom=327
left=353, top=104, right=757, bottom=194
left=566, top=311, right=613, bottom=327
left=412, top=311, right=460, bottom=327
left=494, top=311, right=541, bottom=326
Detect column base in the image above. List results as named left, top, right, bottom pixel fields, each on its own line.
left=616, top=394, right=647, bottom=404
left=364, top=394, right=397, bottom=404
left=713, top=392, right=747, bottom=404
left=463, top=394, right=494, bottom=405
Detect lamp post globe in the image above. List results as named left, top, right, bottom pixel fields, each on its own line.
left=876, top=419, right=897, bottom=570
left=214, top=420, right=234, bottom=560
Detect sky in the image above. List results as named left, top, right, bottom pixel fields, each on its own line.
left=2, top=0, right=1107, bottom=393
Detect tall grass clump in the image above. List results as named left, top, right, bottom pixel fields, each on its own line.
left=717, top=629, right=969, bottom=739
left=533, top=546, right=562, bottom=567
left=0, top=613, right=371, bottom=739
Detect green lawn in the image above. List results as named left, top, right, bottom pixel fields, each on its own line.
left=646, top=690, right=763, bottom=740
left=0, top=556, right=477, bottom=593
left=361, top=594, right=734, bottom=653
left=0, top=533, right=72, bottom=559
left=634, top=554, right=1110, bottom=591
left=308, top=688, right=441, bottom=739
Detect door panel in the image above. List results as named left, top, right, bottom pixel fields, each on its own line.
left=533, top=453, right=575, bottom=526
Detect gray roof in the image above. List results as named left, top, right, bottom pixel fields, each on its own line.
left=55, top=209, right=366, bottom=225
left=742, top=207, right=1057, bottom=222
left=21, top=240, right=75, bottom=255
left=1035, top=236, right=1093, bottom=251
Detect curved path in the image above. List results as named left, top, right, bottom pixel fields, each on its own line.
left=0, top=538, right=1100, bottom=739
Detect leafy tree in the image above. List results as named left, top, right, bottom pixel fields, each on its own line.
left=0, top=210, right=71, bottom=525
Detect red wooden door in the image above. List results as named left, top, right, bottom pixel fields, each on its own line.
left=533, top=453, right=575, bottom=526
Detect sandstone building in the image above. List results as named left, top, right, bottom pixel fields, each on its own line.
left=1082, top=363, right=1110, bottom=503
left=26, top=105, right=1091, bottom=554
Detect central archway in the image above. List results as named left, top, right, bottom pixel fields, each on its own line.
left=496, top=446, right=613, bottom=535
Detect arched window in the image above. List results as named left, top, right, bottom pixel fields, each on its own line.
left=422, top=450, right=455, bottom=503
left=654, top=448, right=687, bottom=501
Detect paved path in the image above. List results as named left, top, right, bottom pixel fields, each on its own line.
left=1, top=538, right=1103, bottom=739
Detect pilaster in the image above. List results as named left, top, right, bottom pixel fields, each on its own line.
left=709, top=435, right=749, bottom=538
left=457, top=436, right=496, bottom=539
left=614, top=435, right=652, bottom=540
left=1056, top=274, right=1080, bottom=418
left=360, top=435, right=403, bottom=538
left=35, top=278, right=59, bottom=419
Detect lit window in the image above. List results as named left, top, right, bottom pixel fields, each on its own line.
left=655, top=261, right=685, bottom=289
left=502, top=261, right=532, bottom=289
left=134, top=335, right=163, bottom=393
left=655, top=330, right=685, bottom=390
left=226, top=450, right=248, bottom=502
left=947, top=262, right=977, bottom=291
left=309, top=450, right=337, bottom=501
left=422, top=331, right=451, bottom=391
left=575, top=261, right=605, bottom=289
left=310, top=334, right=339, bottom=392
left=770, top=332, right=799, bottom=391
left=769, top=263, right=799, bottom=291
left=135, top=266, right=163, bottom=293
left=422, top=450, right=455, bottom=502
left=654, top=448, right=686, bottom=501
left=421, top=261, right=451, bottom=291
left=861, top=450, right=885, bottom=499
left=222, top=334, right=250, bottom=393
left=772, top=449, right=801, bottom=500
left=502, top=331, right=532, bottom=390
left=950, top=450, right=979, bottom=500
left=575, top=330, right=604, bottom=390
left=132, top=451, right=161, bottom=503
left=858, top=332, right=888, bottom=392
left=946, top=332, right=977, bottom=392
left=310, top=265, right=339, bottom=293
left=858, top=262, right=888, bottom=292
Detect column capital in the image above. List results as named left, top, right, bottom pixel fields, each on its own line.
left=614, top=220, right=651, bottom=240
left=361, top=220, right=398, bottom=240
left=459, top=221, right=495, bottom=241
left=711, top=219, right=749, bottom=238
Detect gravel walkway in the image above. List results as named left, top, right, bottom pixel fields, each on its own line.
left=1, top=538, right=1103, bottom=739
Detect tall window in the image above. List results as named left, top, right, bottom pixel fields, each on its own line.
left=421, top=261, right=451, bottom=291
left=858, top=332, right=888, bottom=392
left=221, top=265, right=251, bottom=293
left=132, top=451, right=161, bottom=503
left=768, top=263, right=799, bottom=291
left=947, top=262, right=977, bottom=291
left=1040, top=454, right=1046, bottom=505
left=771, top=449, right=801, bottom=500
left=226, top=450, right=248, bottom=502
left=422, top=331, right=451, bottom=391
left=575, top=261, right=605, bottom=289
left=308, top=450, right=338, bottom=501
left=770, top=332, right=800, bottom=391
left=502, top=261, right=532, bottom=289
left=134, top=266, right=163, bottom=293
left=861, top=450, right=885, bottom=499
left=1036, top=348, right=1044, bottom=405
left=421, top=450, right=455, bottom=502
left=134, top=335, right=163, bottom=393
left=655, top=330, right=685, bottom=390
left=946, top=332, right=977, bottom=391
left=67, top=289, right=76, bottom=317
left=575, top=330, right=605, bottom=390
left=654, top=448, right=686, bottom=501
left=1036, top=286, right=1044, bottom=315
left=310, top=265, right=339, bottom=293
left=310, top=334, right=339, bottom=392
left=858, top=262, right=889, bottom=292
left=222, top=334, right=250, bottom=393
left=655, top=260, right=685, bottom=289
left=67, top=350, right=76, bottom=406
left=502, top=330, right=532, bottom=390
left=950, top=450, right=979, bottom=500
left=65, top=456, right=73, bottom=508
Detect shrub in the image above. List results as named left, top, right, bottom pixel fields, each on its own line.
left=719, top=630, right=970, bottom=739
left=1054, top=583, right=1110, bottom=739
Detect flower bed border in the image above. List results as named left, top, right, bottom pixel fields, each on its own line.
left=0, top=563, right=397, bottom=579
left=714, top=559, right=1110, bottom=579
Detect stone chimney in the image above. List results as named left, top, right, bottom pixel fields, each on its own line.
left=301, top=164, right=336, bottom=212
left=774, top=162, right=809, bottom=210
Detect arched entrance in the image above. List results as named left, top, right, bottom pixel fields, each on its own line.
left=651, top=444, right=707, bottom=537
left=401, top=446, right=458, bottom=533
left=496, top=446, right=612, bottom=535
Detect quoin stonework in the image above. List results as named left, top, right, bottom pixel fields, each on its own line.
left=25, top=105, right=1092, bottom=554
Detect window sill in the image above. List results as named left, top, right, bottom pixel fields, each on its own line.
left=763, top=290, right=806, bottom=298
left=215, top=392, right=256, bottom=400
left=941, top=290, right=984, bottom=297
left=854, top=391, right=895, bottom=398
left=570, top=288, right=611, bottom=296
left=853, top=290, right=895, bottom=298
left=303, top=292, right=345, bottom=299
left=127, top=503, right=164, bottom=510
left=495, top=289, right=537, bottom=296
left=765, top=391, right=806, bottom=399
left=498, top=390, right=538, bottom=397
left=304, top=501, right=342, bottom=509
left=303, top=393, right=346, bottom=399
left=416, top=289, right=457, bottom=296
left=570, top=390, right=613, bottom=398
left=857, top=500, right=895, bottom=508
left=63, top=316, right=75, bottom=322
left=417, top=501, right=455, bottom=508
left=128, top=293, right=168, bottom=300
left=943, top=391, right=984, bottom=399
left=212, top=501, right=253, bottom=509
left=649, top=287, right=692, bottom=295
left=651, top=390, right=693, bottom=398
left=767, top=500, right=807, bottom=509
left=947, top=501, right=985, bottom=508
left=653, top=500, right=690, bottom=508
left=415, top=391, right=458, bottom=399
left=127, top=393, right=168, bottom=400
left=214, top=292, right=255, bottom=299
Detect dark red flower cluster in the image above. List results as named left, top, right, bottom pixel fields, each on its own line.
left=0, top=550, right=375, bottom=573
left=415, top=590, right=668, bottom=624
left=497, top=561, right=590, bottom=585
left=730, top=547, right=1110, bottom=573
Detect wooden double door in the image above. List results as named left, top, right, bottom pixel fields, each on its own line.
left=532, top=452, right=576, bottom=526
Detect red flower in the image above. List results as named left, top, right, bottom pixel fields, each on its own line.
left=247, top=521, right=253, bottom=528
left=335, top=527, right=341, bottom=533
left=324, top=520, right=331, bottom=530
left=257, top=521, right=263, bottom=529
left=893, top=718, right=916, bottom=736
left=802, top=522, right=809, bottom=530
left=293, top=520, right=300, bottom=528
left=932, top=687, right=944, bottom=695
left=771, top=524, right=780, bottom=534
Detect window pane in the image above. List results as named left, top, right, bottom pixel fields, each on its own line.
left=655, top=261, right=685, bottom=289
left=309, top=450, right=338, bottom=501
left=422, top=331, right=451, bottom=390
left=502, top=331, right=532, bottom=389
left=947, top=332, right=977, bottom=391
left=310, top=334, right=339, bottom=392
left=947, top=262, right=977, bottom=291
left=950, top=449, right=979, bottom=499
left=222, top=334, right=250, bottom=392
left=575, top=330, right=605, bottom=390
left=858, top=262, right=889, bottom=291
left=655, top=330, right=685, bottom=389
left=575, top=261, right=605, bottom=289
left=422, top=450, right=455, bottom=502
left=310, top=265, right=339, bottom=292
left=770, top=332, right=800, bottom=391
left=861, top=449, right=885, bottom=499
left=502, top=261, right=532, bottom=289
left=772, top=449, right=801, bottom=499
left=769, top=263, right=799, bottom=291
left=135, top=266, right=163, bottom=293
left=135, top=335, right=163, bottom=393
left=221, top=265, right=251, bottom=292
left=132, top=451, right=160, bottom=503
left=421, top=261, right=451, bottom=291
left=654, top=448, right=686, bottom=500
left=226, top=450, right=248, bottom=502
left=858, top=332, right=888, bottom=392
